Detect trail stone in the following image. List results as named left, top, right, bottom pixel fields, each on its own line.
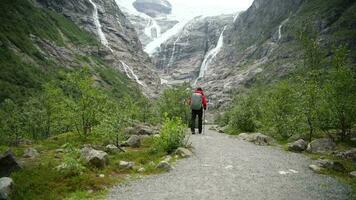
left=238, top=133, right=274, bottom=146
left=309, top=164, right=322, bottom=173
left=23, top=148, right=39, bottom=158
left=0, top=151, right=21, bottom=177
left=162, top=155, right=172, bottom=162
left=307, top=138, right=336, bottom=153
left=350, top=171, right=356, bottom=178
left=80, top=147, right=108, bottom=168
left=175, top=148, right=193, bottom=158
left=288, top=139, right=307, bottom=152
left=125, top=135, right=141, bottom=148
left=119, top=161, right=135, bottom=170
left=0, top=177, right=13, bottom=200
left=156, top=161, right=172, bottom=171
left=316, top=159, right=345, bottom=172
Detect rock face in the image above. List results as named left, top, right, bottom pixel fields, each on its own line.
left=0, top=177, right=13, bottom=200
left=238, top=133, right=275, bottom=146
left=0, top=151, right=21, bottom=177
left=307, top=138, right=336, bottom=153
left=149, top=0, right=356, bottom=108
left=288, top=139, right=307, bottom=152
left=152, top=15, right=233, bottom=86
left=23, top=148, right=39, bottom=158
left=36, top=0, right=160, bottom=97
left=133, top=0, right=172, bottom=17
left=80, top=147, right=108, bottom=168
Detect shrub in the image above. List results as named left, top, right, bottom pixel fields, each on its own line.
left=152, top=116, right=187, bottom=154
left=56, top=148, right=85, bottom=177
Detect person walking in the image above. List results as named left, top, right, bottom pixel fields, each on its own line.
left=189, top=87, right=207, bottom=134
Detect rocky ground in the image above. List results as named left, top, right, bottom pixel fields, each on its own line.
left=107, top=126, right=351, bottom=200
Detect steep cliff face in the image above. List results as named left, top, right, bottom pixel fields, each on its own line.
left=152, top=15, right=233, bottom=85
left=0, top=0, right=160, bottom=102
left=149, top=0, right=356, bottom=108
left=133, top=0, right=172, bottom=17
left=36, top=0, right=161, bottom=97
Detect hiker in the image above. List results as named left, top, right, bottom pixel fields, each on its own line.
left=189, top=87, right=207, bottom=134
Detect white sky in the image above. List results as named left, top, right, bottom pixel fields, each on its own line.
left=169, top=0, right=254, bottom=20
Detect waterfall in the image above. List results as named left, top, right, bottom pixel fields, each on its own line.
left=233, top=12, right=240, bottom=23
left=167, top=28, right=185, bottom=67
left=120, top=61, right=145, bottom=86
left=278, top=18, right=289, bottom=41
left=194, top=26, right=227, bottom=85
left=88, top=0, right=112, bottom=52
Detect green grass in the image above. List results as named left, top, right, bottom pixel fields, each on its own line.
left=6, top=132, right=170, bottom=200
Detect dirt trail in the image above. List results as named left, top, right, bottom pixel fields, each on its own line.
left=108, top=127, right=351, bottom=200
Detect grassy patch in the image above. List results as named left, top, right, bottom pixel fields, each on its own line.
left=7, top=133, right=171, bottom=200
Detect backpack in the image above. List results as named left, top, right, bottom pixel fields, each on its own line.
left=191, top=92, right=203, bottom=110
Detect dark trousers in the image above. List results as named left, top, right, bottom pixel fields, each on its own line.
left=191, top=109, right=203, bottom=133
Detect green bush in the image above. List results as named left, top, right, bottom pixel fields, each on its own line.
left=55, top=148, right=85, bottom=177
left=152, top=116, right=187, bottom=154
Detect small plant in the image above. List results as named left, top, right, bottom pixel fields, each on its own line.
left=152, top=116, right=187, bottom=154
left=56, top=146, right=85, bottom=177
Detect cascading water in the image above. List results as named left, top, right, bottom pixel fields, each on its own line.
left=278, top=18, right=289, bottom=41
left=120, top=61, right=145, bottom=87
left=167, top=28, right=185, bottom=67
left=194, top=26, right=227, bottom=86
left=88, top=0, right=113, bottom=52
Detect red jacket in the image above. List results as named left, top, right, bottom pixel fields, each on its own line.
left=189, top=90, right=207, bottom=110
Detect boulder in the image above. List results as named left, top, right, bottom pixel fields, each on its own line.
left=307, top=138, right=336, bottom=153
left=0, top=151, right=22, bottom=177
left=156, top=161, right=172, bottom=171
left=119, top=161, right=135, bottom=170
left=288, top=139, right=308, bottom=152
left=336, top=149, right=356, bottom=162
left=0, top=177, right=13, bottom=200
left=124, top=135, right=141, bottom=148
left=175, top=147, right=193, bottom=158
left=309, top=164, right=322, bottom=173
left=105, top=144, right=120, bottom=154
left=137, top=167, right=146, bottom=173
left=162, top=155, right=172, bottom=162
left=316, top=159, right=345, bottom=172
left=350, top=171, right=356, bottom=178
left=23, top=148, right=39, bottom=158
left=80, top=147, right=108, bottom=168
left=238, top=133, right=275, bottom=146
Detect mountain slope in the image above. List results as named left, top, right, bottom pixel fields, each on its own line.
left=0, top=0, right=158, bottom=102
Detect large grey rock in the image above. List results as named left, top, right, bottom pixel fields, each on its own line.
left=0, top=177, right=13, bottom=200
left=307, top=138, right=336, bottom=153
left=124, top=135, right=142, bottom=148
left=238, top=133, right=275, bottom=146
left=175, top=148, right=193, bottom=158
left=23, top=148, right=39, bottom=158
left=80, top=147, right=108, bottom=168
left=315, top=159, right=345, bottom=172
left=156, top=161, right=172, bottom=171
left=336, top=149, right=356, bottom=162
left=125, top=124, right=157, bottom=136
left=288, top=139, right=308, bottom=152
left=0, top=151, right=21, bottom=177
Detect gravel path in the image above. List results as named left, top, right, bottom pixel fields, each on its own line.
left=108, top=127, right=352, bottom=200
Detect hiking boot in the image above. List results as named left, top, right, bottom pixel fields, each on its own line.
left=192, top=132, right=196, bottom=135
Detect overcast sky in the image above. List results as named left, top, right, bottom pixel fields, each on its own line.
left=169, top=0, right=254, bottom=19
